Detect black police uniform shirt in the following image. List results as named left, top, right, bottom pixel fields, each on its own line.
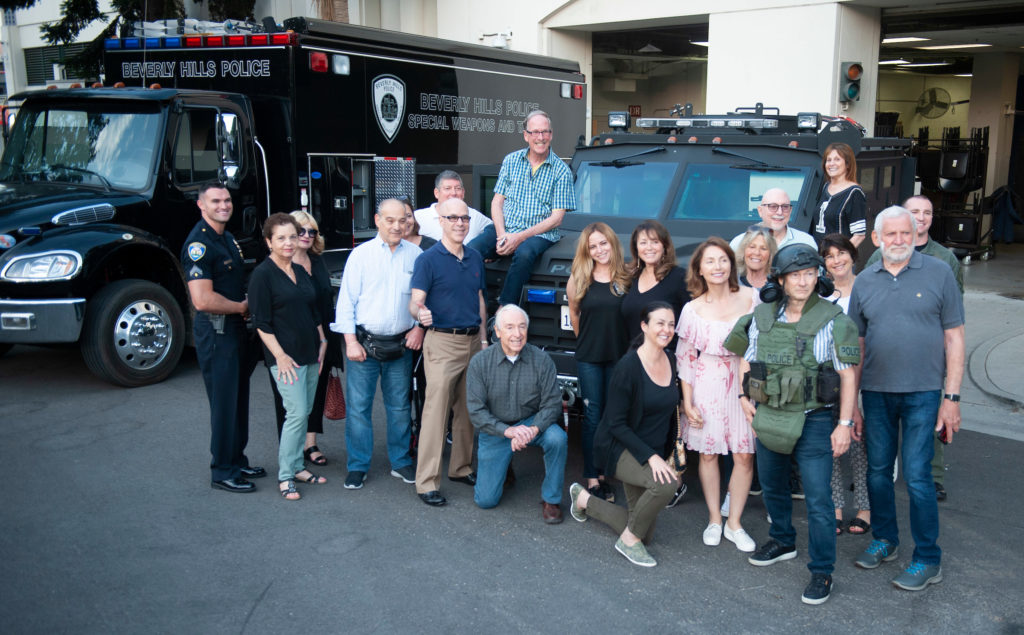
left=181, top=218, right=246, bottom=304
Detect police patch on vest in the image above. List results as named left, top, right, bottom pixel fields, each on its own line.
left=372, top=74, right=405, bottom=143
left=188, top=242, right=206, bottom=261
left=763, top=351, right=794, bottom=365
left=840, top=345, right=860, bottom=358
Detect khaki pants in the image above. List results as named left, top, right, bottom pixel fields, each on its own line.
left=415, top=330, right=480, bottom=493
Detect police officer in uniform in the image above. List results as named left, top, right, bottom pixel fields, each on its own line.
left=182, top=182, right=266, bottom=492
left=724, top=243, right=861, bottom=605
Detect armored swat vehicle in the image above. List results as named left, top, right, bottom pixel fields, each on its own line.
left=487, top=104, right=914, bottom=399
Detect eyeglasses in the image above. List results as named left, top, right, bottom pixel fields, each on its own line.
left=298, top=228, right=319, bottom=237
left=525, top=129, right=552, bottom=137
left=759, top=203, right=793, bottom=212
left=441, top=215, right=471, bottom=224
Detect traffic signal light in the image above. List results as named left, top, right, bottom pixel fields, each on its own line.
left=839, top=62, right=863, bottom=102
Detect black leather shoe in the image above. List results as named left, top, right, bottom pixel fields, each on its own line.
left=449, top=472, right=477, bottom=486
left=419, top=490, right=447, bottom=506
left=211, top=478, right=256, bottom=493
left=240, top=466, right=267, bottom=479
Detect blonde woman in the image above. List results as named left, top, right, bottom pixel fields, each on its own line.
left=736, top=225, right=778, bottom=291
left=566, top=222, right=632, bottom=502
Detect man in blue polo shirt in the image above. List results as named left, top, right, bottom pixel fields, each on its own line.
left=471, top=110, right=576, bottom=306
left=409, top=198, right=489, bottom=507
left=848, top=205, right=965, bottom=592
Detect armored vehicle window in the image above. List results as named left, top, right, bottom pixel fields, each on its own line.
left=860, top=167, right=876, bottom=195
left=670, top=164, right=811, bottom=222
left=173, top=109, right=220, bottom=184
left=574, top=161, right=679, bottom=217
left=0, top=102, right=160, bottom=191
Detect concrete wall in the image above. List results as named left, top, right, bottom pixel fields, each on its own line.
left=968, top=53, right=1021, bottom=193
left=706, top=2, right=879, bottom=125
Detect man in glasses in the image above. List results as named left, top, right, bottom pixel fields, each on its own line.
left=475, top=110, right=577, bottom=305
left=408, top=198, right=489, bottom=506
left=414, top=170, right=493, bottom=244
left=333, top=198, right=423, bottom=491
left=730, top=188, right=817, bottom=254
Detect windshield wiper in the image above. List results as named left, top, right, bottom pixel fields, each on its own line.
left=729, top=163, right=800, bottom=172
left=592, top=146, right=666, bottom=167
left=46, top=164, right=113, bottom=192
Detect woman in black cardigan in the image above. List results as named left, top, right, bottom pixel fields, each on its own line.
left=568, top=301, right=681, bottom=567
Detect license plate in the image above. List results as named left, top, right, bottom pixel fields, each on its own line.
left=559, top=305, right=573, bottom=331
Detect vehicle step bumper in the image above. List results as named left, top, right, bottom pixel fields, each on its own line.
left=0, top=298, right=86, bottom=343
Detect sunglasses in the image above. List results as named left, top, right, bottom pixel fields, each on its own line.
left=298, top=228, right=319, bottom=237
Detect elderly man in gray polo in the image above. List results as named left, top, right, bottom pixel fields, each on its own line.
left=466, top=304, right=567, bottom=524
left=848, top=205, right=964, bottom=592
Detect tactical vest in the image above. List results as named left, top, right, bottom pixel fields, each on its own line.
left=724, top=293, right=861, bottom=454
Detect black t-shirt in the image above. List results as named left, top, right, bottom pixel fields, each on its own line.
left=249, top=259, right=321, bottom=367
left=576, top=281, right=629, bottom=363
left=620, top=266, right=689, bottom=345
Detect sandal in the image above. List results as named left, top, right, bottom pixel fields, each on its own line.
left=836, top=519, right=844, bottom=535
left=847, top=517, right=871, bottom=534
left=304, top=445, right=328, bottom=466
left=279, top=480, right=300, bottom=501
left=294, top=470, right=327, bottom=484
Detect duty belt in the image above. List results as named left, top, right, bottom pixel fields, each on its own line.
left=428, top=326, right=480, bottom=336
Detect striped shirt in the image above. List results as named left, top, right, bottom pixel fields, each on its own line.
left=493, top=148, right=576, bottom=242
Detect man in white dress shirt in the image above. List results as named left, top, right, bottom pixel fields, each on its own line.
left=414, top=170, right=492, bottom=243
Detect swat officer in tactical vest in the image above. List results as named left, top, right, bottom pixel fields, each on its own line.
left=724, top=243, right=861, bottom=606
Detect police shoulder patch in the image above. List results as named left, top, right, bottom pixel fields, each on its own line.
left=188, top=242, right=206, bottom=261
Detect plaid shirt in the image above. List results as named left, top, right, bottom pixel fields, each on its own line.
left=494, top=148, right=576, bottom=242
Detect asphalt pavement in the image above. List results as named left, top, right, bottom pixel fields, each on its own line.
left=2, top=259, right=1024, bottom=633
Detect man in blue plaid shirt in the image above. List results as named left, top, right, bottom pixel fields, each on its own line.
left=469, top=110, right=576, bottom=306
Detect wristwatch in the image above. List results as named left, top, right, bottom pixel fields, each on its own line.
left=943, top=393, right=960, bottom=402
left=837, top=419, right=854, bottom=428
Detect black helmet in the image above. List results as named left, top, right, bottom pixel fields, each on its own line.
left=759, top=243, right=833, bottom=303
left=771, top=243, right=824, bottom=277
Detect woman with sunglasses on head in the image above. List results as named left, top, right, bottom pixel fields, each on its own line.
left=566, top=222, right=632, bottom=503
left=250, top=213, right=329, bottom=501
left=813, top=142, right=866, bottom=248
left=736, top=225, right=778, bottom=292
left=266, top=211, right=339, bottom=467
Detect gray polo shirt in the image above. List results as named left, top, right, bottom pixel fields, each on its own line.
left=849, top=250, right=964, bottom=392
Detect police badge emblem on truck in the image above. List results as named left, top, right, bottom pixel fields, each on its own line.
left=372, top=74, right=406, bottom=143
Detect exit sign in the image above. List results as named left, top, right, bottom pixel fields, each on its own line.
left=628, top=105, right=642, bottom=117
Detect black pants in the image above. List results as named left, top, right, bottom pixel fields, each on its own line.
left=195, top=315, right=254, bottom=481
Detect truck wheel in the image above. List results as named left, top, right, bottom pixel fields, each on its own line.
left=81, top=279, right=186, bottom=387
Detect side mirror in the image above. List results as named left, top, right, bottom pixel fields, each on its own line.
left=216, top=111, right=241, bottom=188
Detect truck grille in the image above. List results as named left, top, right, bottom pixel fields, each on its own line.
left=51, top=204, right=116, bottom=226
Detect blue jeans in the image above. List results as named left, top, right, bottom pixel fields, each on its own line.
left=474, top=415, right=568, bottom=508
left=577, top=360, right=616, bottom=479
left=757, top=409, right=836, bottom=575
left=862, top=390, right=942, bottom=565
left=344, top=349, right=414, bottom=473
left=471, top=224, right=555, bottom=305
left=273, top=363, right=320, bottom=482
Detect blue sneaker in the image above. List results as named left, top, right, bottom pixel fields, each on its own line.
left=892, top=562, right=943, bottom=591
left=855, top=539, right=898, bottom=569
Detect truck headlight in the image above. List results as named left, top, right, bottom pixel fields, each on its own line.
left=1, top=250, right=82, bottom=281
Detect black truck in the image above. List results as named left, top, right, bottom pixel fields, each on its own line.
left=0, top=17, right=586, bottom=386
left=502, top=105, right=914, bottom=401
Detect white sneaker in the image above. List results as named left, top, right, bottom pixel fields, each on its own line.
left=724, top=524, right=756, bottom=552
left=703, top=522, right=723, bottom=546
left=720, top=492, right=731, bottom=518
